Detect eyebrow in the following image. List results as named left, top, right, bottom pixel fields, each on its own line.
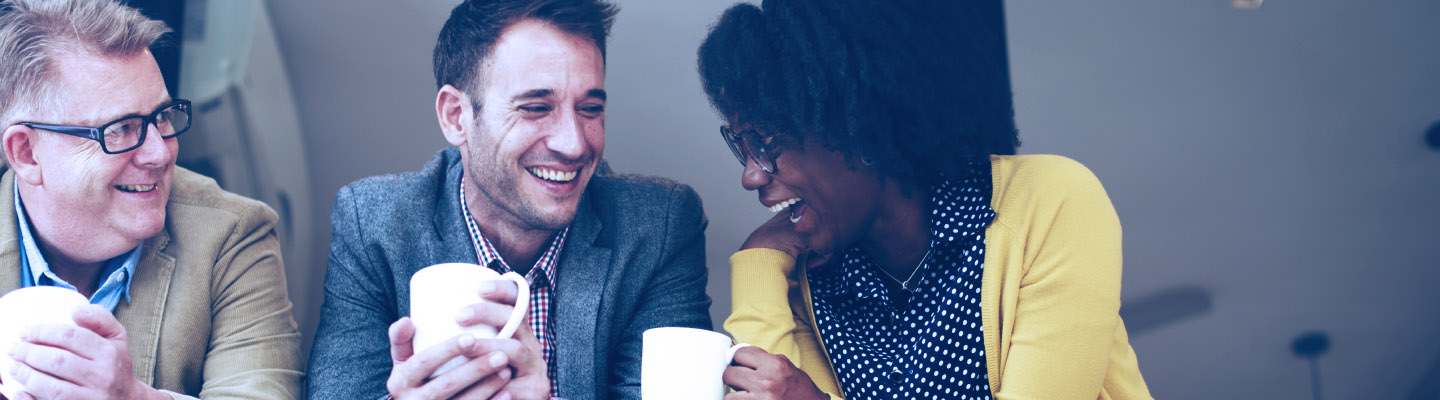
left=87, top=97, right=176, bottom=126
left=586, top=89, right=607, bottom=102
left=509, top=89, right=607, bottom=103
left=511, top=89, right=553, bottom=102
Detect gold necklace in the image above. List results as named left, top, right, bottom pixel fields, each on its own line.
left=874, top=249, right=932, bottom=291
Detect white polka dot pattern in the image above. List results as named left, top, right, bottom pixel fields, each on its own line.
left=809, top=165, right=997, bottom=399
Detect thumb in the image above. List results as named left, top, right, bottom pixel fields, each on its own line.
left=389, top=317, right=417, bottom=364
left=72, top=305, right=127, bottom=341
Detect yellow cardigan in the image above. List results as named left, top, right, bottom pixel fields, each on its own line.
left=725, top=155, right=1152, bottom=399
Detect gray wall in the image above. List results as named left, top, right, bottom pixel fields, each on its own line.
left=266, top=0, right=1440, bottom=398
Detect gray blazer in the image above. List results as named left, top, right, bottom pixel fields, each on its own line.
left=307, top=148, right=712, bottom=399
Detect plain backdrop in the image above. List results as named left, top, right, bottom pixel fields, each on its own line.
left=263, top=1, right=1440, bottom=398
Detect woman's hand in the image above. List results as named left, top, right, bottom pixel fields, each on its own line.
left=742, top=213, right=836, bottom=269
left=722, top=346, right=827, bottom=400
left=740, top=213, right=808, bottom=257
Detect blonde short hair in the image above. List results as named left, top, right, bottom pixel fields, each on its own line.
left=0, top=0, right=170, bottom=128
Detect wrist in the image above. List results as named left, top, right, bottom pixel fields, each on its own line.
left=738, top=238, right=800, bottom=259
left=125, top=379, right=165, bottom=400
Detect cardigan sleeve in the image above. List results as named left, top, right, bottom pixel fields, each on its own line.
left=724, top=248, right=843, bottom=399
left=991, top=156, right=1150, bottom=399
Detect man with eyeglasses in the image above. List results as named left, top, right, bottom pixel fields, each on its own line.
left=0, top=0, right=302, bottom=398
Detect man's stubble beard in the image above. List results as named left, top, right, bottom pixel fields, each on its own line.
left=464, top=121, right=576, bottom=232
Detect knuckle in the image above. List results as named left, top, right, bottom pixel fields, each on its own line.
left=767, top=354, right=795, bottom=370
left=26, top=376, right=57, bottom=398
left=42, top=354, right=65, bottom=372
left=386, top=375, right=405, bottom=394
left=55, top=327, right=77, bottom=343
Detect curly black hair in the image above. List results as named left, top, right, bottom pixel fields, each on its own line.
left=698, top=0, right=1018, bottom=188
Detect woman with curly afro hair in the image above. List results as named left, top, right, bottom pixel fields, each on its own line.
left=701, top=1, right=1153, bottom=398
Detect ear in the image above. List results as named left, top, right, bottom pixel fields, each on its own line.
left=3, top=124, right=43, bottom=185
left=436, top=84, right=472, bottom=147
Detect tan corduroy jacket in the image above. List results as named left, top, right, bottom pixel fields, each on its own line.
left=726, top=155, right=1152, bottom=399
left=0, top=168, right=303, bottom=399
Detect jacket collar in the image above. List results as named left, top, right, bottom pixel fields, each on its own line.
left=430, top=148, right=481, bottom=265
left=1, top=170, right=22, bottom=295
left=552, top=189, right=609, bottom=398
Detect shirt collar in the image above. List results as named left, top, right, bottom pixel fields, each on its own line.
left=927, top=160, right=997, bottom=247
left=15, top=181, right=49, bottom=284
left=459, top=179, right=567, bottom=289
left=13, top=181, right=140, bottom=310
left=818, top=160, right=997, bottom=298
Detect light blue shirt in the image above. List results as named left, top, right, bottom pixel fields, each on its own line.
left=14, top=182, right=139, bottom=311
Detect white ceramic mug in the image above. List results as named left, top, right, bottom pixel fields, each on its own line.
left=0, top=287, right=92, bottom=398
left=641, top=327, right=750, bottom=400
left=410, top=263, right=530, bottom=377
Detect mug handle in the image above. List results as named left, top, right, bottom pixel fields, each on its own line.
left=495, top=272, right=531, bottom=339
left=725, top=343, right=752, bottom=365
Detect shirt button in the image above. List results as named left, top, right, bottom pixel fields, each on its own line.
left=888, top=369, right=905, bottom=384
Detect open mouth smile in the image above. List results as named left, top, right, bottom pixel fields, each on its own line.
left=115, top=184, right=158, bottom=193
left=527, top=167, right=578, bottom=184
left=769, top=197, right=806, bottom=223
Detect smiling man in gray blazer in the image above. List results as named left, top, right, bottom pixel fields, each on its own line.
left=305, top=0, right=711, bottom=399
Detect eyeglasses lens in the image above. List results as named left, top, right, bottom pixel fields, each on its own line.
left=101, top=118, right=145, bottom=152
left=158, top=103, right=190, bottom=138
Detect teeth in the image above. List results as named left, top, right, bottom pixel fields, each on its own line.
left=789, top=212, right=802, bottom=223
left=528, top=167, right=577, bottom=183
left=116, top=184, right=156, bottom=193
left=768, top=198, right=801, bottom=213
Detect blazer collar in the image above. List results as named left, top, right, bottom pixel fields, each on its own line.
left=553, top=191, right=610, bottom=398
left=115, top=228, right=176, bottom=386
left=431, top=149, right=480, bottom=265
left=1, top=170, right=22, bottom=294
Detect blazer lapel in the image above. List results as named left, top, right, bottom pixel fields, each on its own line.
left=114, top=227, right=176, bottom=386
left=0, top=170, right=21, bottom=294
left=431, top=156, right=481, bottom=266
left=553, top=195, right=611, bottom=397
left=411, top=156, right=482, bottom=318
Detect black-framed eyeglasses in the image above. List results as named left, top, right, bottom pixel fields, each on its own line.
left=720, top=125, right=778, bottom=174
left=19, top=99, right=191, bottom=154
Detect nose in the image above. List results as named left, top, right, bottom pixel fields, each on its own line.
left=739, top=157, right=770, bottom=191
left=132, top=122, right=175, bottom=166
left=546, top=109, right=590, bottom=161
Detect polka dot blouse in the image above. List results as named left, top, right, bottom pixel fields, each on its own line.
left=808, top=161, right=997, bottom=399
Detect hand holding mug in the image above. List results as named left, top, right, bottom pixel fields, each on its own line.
left=386, top=317, right=514, bottom=400
left=722, top=346, right=826, bottom=400
left=456, top=278, right=549, bottom=400
left=387, top=263, right=540, bottom=399
left=0, top=287, right=163, bottom=400
left=642, top=327, right=750, bottom=400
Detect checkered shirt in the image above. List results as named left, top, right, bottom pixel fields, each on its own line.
left=460, top=183, right=568, bottom=398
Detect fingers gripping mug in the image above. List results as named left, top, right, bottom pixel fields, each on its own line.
left=0, top=287, right=92, bottom=398
left=410, top=263, right=530, bottom=377
left=642, top=327, right=750, bottom=400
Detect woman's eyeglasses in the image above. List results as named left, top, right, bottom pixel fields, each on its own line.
left=720, top=125, right=779, bottom=174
